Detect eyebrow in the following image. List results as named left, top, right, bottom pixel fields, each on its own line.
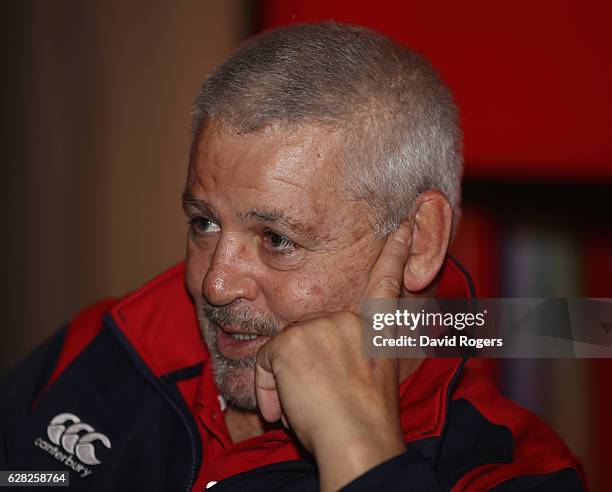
left=241, top=208, right=322, bottom=242
left=182, top=191, right=217, bottom=216
left=182, top=191, right=324, bottom=244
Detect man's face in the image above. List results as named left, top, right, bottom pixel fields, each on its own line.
left=184, top=121, right=384, bottom=409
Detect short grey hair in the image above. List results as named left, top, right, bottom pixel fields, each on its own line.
left=192, top=22, right=463, bottom=236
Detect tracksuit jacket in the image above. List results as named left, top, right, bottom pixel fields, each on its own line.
left=0, top=259, right=586, bottom=491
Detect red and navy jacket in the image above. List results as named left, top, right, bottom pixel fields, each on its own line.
left=0, top=258, right=586, bottom=491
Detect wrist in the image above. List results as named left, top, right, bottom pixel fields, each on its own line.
left=312, top=422, right=406, bottom=492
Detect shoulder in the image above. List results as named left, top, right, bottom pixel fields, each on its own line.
left=0, top=298, right=116, bottom=466
left=0, top=264, right=203, bottom=489
left=0, top=262, right=193, bottom=417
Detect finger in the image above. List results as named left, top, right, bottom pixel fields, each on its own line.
left=255, top=341, right=282, bottom=423
left=362, top=221, right=412, bottom=302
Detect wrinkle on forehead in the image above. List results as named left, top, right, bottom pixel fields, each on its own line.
left=194, top=120, right=344, bottom=179
left=188, top=120, right=372, bottom=246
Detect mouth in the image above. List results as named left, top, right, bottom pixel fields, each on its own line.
left=214, top=322, right=271, bottom=360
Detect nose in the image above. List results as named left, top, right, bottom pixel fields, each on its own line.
left=202, top=232, right=259, bottom=306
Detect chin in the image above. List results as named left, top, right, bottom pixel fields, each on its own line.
left=215, top=363, right=258, bottom=411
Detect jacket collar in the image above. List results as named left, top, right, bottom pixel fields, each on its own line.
left=109, top=263, right=207, bottom=378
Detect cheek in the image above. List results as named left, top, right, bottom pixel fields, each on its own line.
left=267, top=274, right=321, bottom=320
left=322, top=262, right=370, bottom=310
left=311, top=245, right=380, bottom=310
left=268, top=257, right=371, bottom=319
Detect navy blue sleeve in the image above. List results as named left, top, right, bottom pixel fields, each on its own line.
left=340, top=451, right=585, bottom=491
left=340, top=449, right=439, bottom=491
left=491, top=467, right=585, bottom=491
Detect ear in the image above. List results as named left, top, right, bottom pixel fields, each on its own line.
left=403, top=189, right=453, bottom=293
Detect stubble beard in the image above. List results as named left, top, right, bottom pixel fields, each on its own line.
left=197, top=302, right=283, bottom=411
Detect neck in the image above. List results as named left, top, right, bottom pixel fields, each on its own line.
left=224, top=405, right=279, bottom=444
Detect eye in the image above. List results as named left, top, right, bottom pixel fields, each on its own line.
left=263, top=231, right=296, bottom=256
left=189, top=216, right=220, bottom=235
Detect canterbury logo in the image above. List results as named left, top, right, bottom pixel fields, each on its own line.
left=46, top=413, right=111, bottom=465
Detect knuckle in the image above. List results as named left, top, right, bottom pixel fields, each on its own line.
left=279, top=323, right=306, bottom=351
left=334, top=310, right=359, bottom=326
left=376, top=275, right=402, bottom=295
left=318, top=315, right=339, bottom=329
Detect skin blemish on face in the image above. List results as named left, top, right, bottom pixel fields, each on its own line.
left=310, top=285, right=324, bottom=297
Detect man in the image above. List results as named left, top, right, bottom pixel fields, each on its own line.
left=1, top=22, right=584, bottom=491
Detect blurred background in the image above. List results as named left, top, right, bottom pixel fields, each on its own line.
left=1, top=0, right=610, bottom=489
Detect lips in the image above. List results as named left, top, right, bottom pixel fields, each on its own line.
left=214, top=323, right=270, bottom=360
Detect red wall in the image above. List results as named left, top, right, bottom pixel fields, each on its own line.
left=260, top=0, right=612, bottom=180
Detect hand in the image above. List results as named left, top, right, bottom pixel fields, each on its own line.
left=255, top=222, right=412, bottom=491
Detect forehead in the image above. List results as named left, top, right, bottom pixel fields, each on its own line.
left=191, top=122, right=343, bottom=188
left=188, top=122, right=360, bottom=226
